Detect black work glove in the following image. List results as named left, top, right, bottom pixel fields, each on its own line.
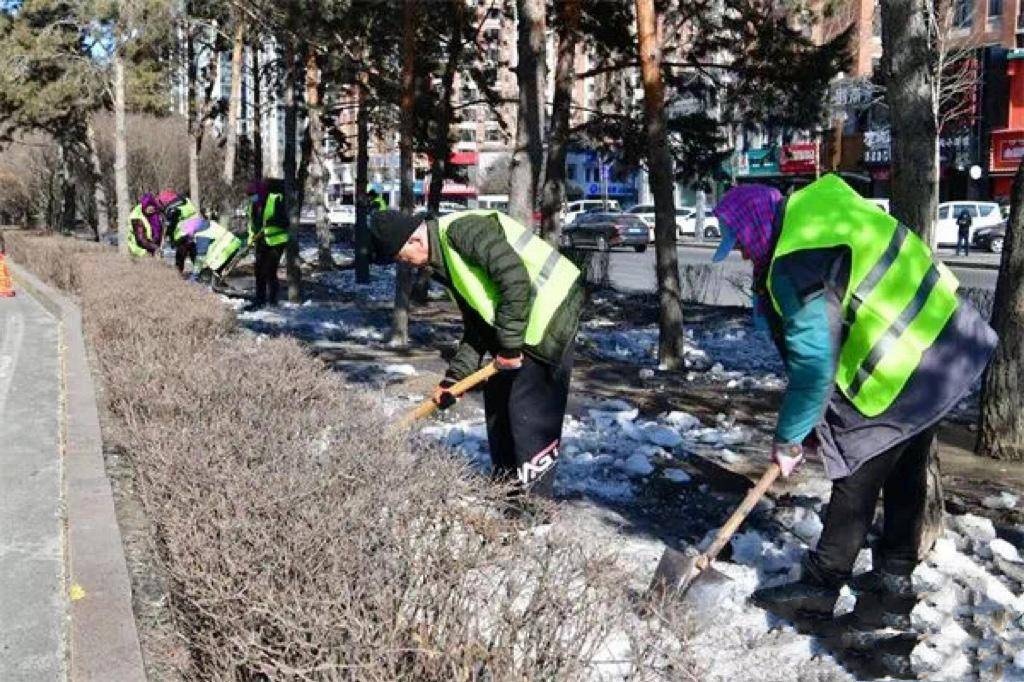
left=432, top=379, right=458, bottom=410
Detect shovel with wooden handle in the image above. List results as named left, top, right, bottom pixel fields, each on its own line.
left=648, top=461, right=782, bottom=602
left=398, top=362, right=501, bottom=428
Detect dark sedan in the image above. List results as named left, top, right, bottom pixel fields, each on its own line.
left=972, top=223, right=1006, bottom=254
left=561, top=212, right=649, bottom=253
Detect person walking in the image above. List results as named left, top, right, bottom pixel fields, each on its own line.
left=956, top=208, right=973, bottom=257
left=245, top=180, right=289, bottom=308
left=369, top=209, right=583, bottom=503
left=709, top=176, right=996, bottom=620
left=127, top=192, right=165, bottom=258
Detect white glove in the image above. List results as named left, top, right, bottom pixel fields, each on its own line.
left=772, top=442, right=805, bottom=478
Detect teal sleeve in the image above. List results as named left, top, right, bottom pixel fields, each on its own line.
left=772, top=273, right=835, bottom=444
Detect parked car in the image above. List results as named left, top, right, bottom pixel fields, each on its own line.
left=626, top=204, right=719, bottom=242
left=675, top=207, right=720, bottom=239
left=972, top=222, right=1006, bottom=253
left=561, top=212, right=649, bottom=252
left=867, top=198, right=890, bottom=213
left=437, top=201, right=467, bottom=216
left=564, top=199, right=621, bottom=226
left=936, top=201, right=1002, bottom=245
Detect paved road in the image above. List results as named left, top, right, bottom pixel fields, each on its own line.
left=0, top=290, right=65, bottom=680
left=610, top=245, right=1000, bottom=305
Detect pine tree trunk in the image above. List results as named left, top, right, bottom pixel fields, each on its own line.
left=540, top=0, right=580, bottom=246
left=636, top=0, right=684, bottom=368
left=426, top=0, right=464, bottom=215
left=283, top=42, right=302, bottom=303
left=917, top=439, right=945, bottom=558
left=222, top=17, right=245, bottom=194
left=880, top=0, right=938, bottom=246
left=355, top=71, right=371, bottom=284
left=508, top=0, right=546, bottom=228
left=57, top=141, right=75, bottom=234
left=303, top=49, right=333, bottom=270
left=114, top=54, right=131, bottom=256
left=251, top=43, right=263, bottom=179
left=392, top=0, right=418, bottom=347
left=978, top=163, right=1024, bottom=461
left=186, top=17, right=202, bottom=205
left=86, top=120, right=110, bottom=239
left=694, top=190, right=705, bottom=242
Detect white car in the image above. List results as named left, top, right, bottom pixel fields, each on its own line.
left=936, top=201, right=1001, bottom=245
left=627, top=204, right=719, bottom=242
left=565, top=199, right=621, bottom=226
left=867, top=198, right=890, bottom=213
left=438, top=201, right=468, bottom=216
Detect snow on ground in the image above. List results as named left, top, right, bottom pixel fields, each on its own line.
left=578, top=320, right=786, bottom=390
left=229, top=299, right=388, bottom=343
left=415, top=396, right=1024, bottom=681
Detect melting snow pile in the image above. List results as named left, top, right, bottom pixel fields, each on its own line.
left=231, top=300, right=387, bottom=342
left=419, top=398, right=1024, bottom=681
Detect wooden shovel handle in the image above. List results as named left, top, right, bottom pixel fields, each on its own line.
left=399, top=362, right=501, bottom=427
left=703, top=462, right=782, bottom=563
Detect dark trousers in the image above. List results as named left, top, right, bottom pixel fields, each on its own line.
left=805, top=428, right=934, bottom=587
left=254, top=243, right=285, bottom=305
left=483, top=350, right=574, bottom=499
left=955, top=234, right=970, bottom=257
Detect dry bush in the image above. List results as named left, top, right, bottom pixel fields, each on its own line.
left=11, top=237, right=694, bottom=680
left=4, top=231, right=105, bottom=291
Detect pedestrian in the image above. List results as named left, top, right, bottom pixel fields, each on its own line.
left=245, top=179, right=289, bottom=308
left=709, top=176, right=996, bottom=620
left=368, top=187, right=387, bottom=214
left=369, top=209, right=583, bottom=506
left=127, top=192, right=165, bottom=258
left=956, top=208, right=973, bottom=257
left=167, top=214, right=243, bottom=285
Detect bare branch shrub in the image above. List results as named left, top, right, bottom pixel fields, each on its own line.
left=8, top=234, right=696, bottom=680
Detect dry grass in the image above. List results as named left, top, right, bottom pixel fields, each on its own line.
left=8, top=232, right=695, bottom=681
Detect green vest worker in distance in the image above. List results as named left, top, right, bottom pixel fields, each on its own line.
left=245, top=179, right=289, bottom=308
left=127, top=192, right=165, bottom=257
left=369, top=209, right=584, bottom=500
left=711, top=176, right=997, bottom=619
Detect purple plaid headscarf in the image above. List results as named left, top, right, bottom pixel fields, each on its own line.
left=713, top=185, right=783, bottom=280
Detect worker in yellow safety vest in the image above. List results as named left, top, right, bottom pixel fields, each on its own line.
left=245, top=179, right=290, bottom=307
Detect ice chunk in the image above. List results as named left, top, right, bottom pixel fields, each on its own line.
left=663, top=411, right=701, bottom=432
left=383, top=363, right=417, bottom=376
left=444, top=428, right=465, bottom=447
left=663, top=468, right=692, bottom=484
left=642, top=423, right=683, bottom=448
left=1015, top=649, right=1024, bottom=670
left=952, top=514, right=998, bottom=544
left=990, top=538, right=1022, bottom=564
left=619, top=453, right=654, bottom=477
left=982, top=491, right=1019, bottom=510
left=718, top=448, right=743, bottom=464
left=911, top=600, right=950, bottom=633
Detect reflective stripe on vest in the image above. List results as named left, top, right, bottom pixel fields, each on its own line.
left=437, top=210, right=580, bottom=347
left=127, top=204, right=151, bottom=257
left=767, top=175, right=959, bottom=418
left=195, top=221, right=242, bottom=272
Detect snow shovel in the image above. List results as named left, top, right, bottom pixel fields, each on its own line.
left=398, top=362, right=501, bottom=428
left=648, top=461, right=782, bottom=602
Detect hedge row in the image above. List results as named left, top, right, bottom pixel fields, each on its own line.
left=6, top=231, right=689, bottom=680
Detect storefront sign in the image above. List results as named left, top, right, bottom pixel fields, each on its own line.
left=780, top=143, right=818, bottom=174
left=863, top=128, right=891, bottom=166
left=991, top=129, right=1024, bottom=173
left=742, top=148, right=779, bottom=176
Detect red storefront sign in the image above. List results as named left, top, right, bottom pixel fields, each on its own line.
left=990, top=130, right=1024, bottom=173
left=780, top=143, right=818, bottom=174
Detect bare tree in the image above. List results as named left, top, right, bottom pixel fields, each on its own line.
left=305, top=48, right=334, bottom=270
left=635, top=0, right=685, bottom=368
left=283, top=41, right=302, bottom=303
left=251, top=41, right=263, bottom=179
left=114, top=55, right=130, bottom=255
left=86, top=120, right=110, bottom=237
left=508, top=0, right=546, bottom=228
left=355, top=71, right=371, bottom=284
left=221, top=14, right=245, bottom=193
left=978, top=163, right=1024, bottom=461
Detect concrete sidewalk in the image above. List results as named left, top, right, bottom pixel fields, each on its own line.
left=0, top=289, right=65, bottom=680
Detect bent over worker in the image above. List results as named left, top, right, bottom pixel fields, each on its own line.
left=127, top=192, right=165, bottom=257
left=246, top=179, right=289, bottom=308
left=369, top=210, right=583, bottom=500
left=168, top=215, right=242, bottom=285
left=710, top=176, right=996, bottom=619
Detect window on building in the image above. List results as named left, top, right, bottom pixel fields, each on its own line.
left=953, top=0, right=973, bottom=27
left=485, top=127, right=503, bottom=142
left=988, top=0, right=1003, bottom=20
left=872, top=0, right=881, bottom=36
left=487, top=7, right=502, bottom=19
left=459, top=128, right=476, bottom=143
left=566, top=163, right=578, bottom=181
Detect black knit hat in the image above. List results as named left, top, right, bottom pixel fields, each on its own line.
left=368, top=210, right=422, bottom=264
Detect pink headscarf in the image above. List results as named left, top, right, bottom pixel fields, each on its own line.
left=713, top=185, right=783, bottom=280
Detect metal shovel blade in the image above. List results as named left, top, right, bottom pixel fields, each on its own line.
left=647, top=546, right=731, bottom=602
